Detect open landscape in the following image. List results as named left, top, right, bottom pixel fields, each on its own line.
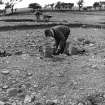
left=0, top=11, right=105, bottom=105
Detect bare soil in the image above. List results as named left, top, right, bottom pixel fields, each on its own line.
left=0, top=11, right=105, bottom=105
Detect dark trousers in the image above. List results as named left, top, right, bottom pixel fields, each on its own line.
left=53, top=39, right=66, bottom=55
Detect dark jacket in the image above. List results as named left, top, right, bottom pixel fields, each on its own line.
left=52, top=25, right=70, bottom=41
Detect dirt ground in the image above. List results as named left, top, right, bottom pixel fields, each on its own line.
left=0, top=11, right=105, bottom=105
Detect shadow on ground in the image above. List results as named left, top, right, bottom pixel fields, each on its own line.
left=99, top=22, right=105, bottom=25
left=0, top=19, right=35, bottom=22
left=51, top=56, right=66, bottom=62
left=0, top=19, right=62, bottom=23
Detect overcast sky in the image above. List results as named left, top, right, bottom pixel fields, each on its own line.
left=12, top=0, right=105, bottom=8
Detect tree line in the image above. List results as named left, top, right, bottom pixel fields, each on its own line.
left=29, top=0, right=105, bottom=11
left=0, top=0, right=105, bottom=15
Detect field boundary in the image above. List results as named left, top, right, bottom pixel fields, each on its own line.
left=0, top=22, right=104, bottom=31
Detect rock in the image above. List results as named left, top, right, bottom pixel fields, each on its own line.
left=78, top=102, right=84, bottom=105
left=12, top=102, right=16, bottom=105
left=77, top=38, right=94, bottom=46
left=0, top=101, right=5, bottom=105
left=89, top=43, right=94, bottom=47
left=71, top=46, right=86, bottom=55
left=0, top=97, right=9, bottom=102
left=33, top=84, right=38, bottom=88
left=2, top=85, right=9, bottom=89
left=5, top=103, right=11, bottom=105
left=14, top=51, right=23, bottom=55
left=21, top=54, right=29, bottom=60
left=0, top=50, right=7, bottom=57
left=18, top=84, right=25, bottom=89
left=77, top=38, right=85, bottom=42
left=17, top=93, right=26, bottom=99
left=24, top=95, right=31, bottom=104
left=82, top=24, right=86, bottom=28
left=1, top=70, right=9, bottom=75
left=36, top=56, right=41, bottom=60
left=31, top=95, right=35, bottom=102
left=7, top=88, right=18, bottom=97
left=46, top=100, right=58, bottom=105
left=17, top=88, right=24, bottom=94
left=49, top=99, right=58, bottom=104
left=27, top=72, right=33, bottom=76
left=103, top=94, right=105, bottom=98
left=91, top=65, right=97, bottom=69
left=83, top=40, right=91, bottom=45
left=85, top=100, right=92, bottom=105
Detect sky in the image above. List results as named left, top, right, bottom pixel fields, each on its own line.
left=3, top=0, right=105, bottom=8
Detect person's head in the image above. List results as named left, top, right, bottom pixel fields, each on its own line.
left=44, top=29, right=53, bottom=37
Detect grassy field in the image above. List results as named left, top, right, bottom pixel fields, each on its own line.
left=0, top=11, right=105, bottom=105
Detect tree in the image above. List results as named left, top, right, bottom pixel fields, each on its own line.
left=61, top=3, right=74, bottom=10
left=55, top=1, right=62, bottom=10
left=93, top=2, right=100, bottom=10
left=99, top=2, right=102, bottom=10
left=68, top=3, right=74, bottom=9
left=43, top=4, right=50, bottom=9
left=93, top=2, right=103, bottom=10
left=4, top=0, right=22, bottom=14
left=99, top=1, right=105, bottom=9
left=0, top=1, right=5, bottom=15
left=29, top=3, right=42, bottom=11
left=55, top=2, right=74, bottom=10
left=50, top=3, right=54, bottom=10
left=77, top=0, right=84, bottom=11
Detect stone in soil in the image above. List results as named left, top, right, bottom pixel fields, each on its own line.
left=71, top=46, right=87, bottom=55
left=2, top=85, right=9, bottom=89
left=1, top=70, right=9, bottom=75
left=17, top=93, right=26, bottom=99
left=24, top=95, right=32, bottom=104
left=26, top=72, right=33, bottom=76
left=31, top=95, right=35, bottom=102
left=46, top=100, right=57, bottom=105
left=11, top=102, right=16, bottom=105
left=14, top=51, right=23, bottom=55
left=17, top=88, right=24, bottom=94
left=78, top=102, right=84, bottom=105
left=103, top=94, right=105, bottom=98
left=7, top=88, right=18, bottom=97
left=4, top=102, right=12, bottom=105
left=35, top=102, right=43, bottom=105
left=0, top=97, right=9, bottom=102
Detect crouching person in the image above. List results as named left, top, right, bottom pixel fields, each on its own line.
left=44, top=25, right=71, bottom=56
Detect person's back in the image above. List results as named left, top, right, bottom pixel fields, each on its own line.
left=52, top=25, right=70, bottom=40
